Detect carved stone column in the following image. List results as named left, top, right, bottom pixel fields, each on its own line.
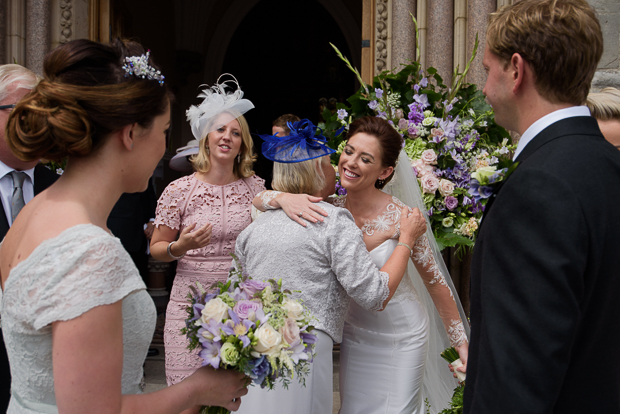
left=391, top=0, right=416, bottom=72
left=375, top=0, right=392, bottom=75
left=0, top=0, right=6, bottom=64
left=6, top=0, right=26, bottom=65
left=26, top=0, right=50, bottom=75
left=426, top=0, right=453, bottom=85
left=467, top=0, right=496, bottom=88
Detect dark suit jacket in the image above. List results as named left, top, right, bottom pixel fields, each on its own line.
left=0, top=163, right=58, bottom=411
left=0, top=164, right=59, bottom=239
left=464, top=116, right=620, bottom=413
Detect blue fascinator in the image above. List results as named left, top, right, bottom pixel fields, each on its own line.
left=259, top=119, right=336, bottom=163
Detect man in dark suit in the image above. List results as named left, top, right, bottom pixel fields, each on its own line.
left=463, top=1, right=620, bottom=413
left=0, top=64, right=59, bottom=411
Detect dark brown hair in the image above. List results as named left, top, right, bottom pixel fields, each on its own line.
left=347, top=116, right=403, bottom=189
left=6, top=38, right=171, bottom=162
left=486, top=0, right=602, bottom=106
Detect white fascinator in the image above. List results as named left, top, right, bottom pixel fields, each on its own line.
left=186, top=74, right=254, bottom=140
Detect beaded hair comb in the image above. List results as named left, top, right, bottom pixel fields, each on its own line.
left=122, top=50, right=165, bottom=85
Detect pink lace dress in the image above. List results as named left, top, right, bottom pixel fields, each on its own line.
left=154, top=173, right=265, bottom=385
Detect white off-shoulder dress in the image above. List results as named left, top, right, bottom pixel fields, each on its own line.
left=0, top=224, right=156, bottom=414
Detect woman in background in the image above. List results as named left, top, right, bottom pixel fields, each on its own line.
left=150, top=77, right=265, bottom=414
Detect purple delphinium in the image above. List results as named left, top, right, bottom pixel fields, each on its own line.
left=413, top=93, right=430, bottom=109
left=248, top=355, right=271, bottom=386
left=408, top=102, right=425, bottom=125
left=337, top=109, right=348, bottom=120
left=420, top=77, right=429, bottom=87
left=335, top=179, right=347, bottom=196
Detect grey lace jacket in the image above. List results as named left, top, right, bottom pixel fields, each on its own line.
left=234, top=202, right=390, bottom=343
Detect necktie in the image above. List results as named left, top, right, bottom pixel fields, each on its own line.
left=10, top=171, right=27, bottom=223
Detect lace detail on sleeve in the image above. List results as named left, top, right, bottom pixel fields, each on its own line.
left=245, top=175, right=266, bottom=197
left=259, top=190, right=283, bottom=210
left=412, top=235, right=452, bottom=297
left=448, top=319, right=467, bottom=348
left=374, top=271, right=390, bottom=312
left=154, top=176, right=193, bottom=229
left=30, top=227, right=145, bottom=330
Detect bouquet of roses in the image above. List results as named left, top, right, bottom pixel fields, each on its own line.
left=324, top=15, right=514, bottom=251
left=182, top=255, right=318, bottom=414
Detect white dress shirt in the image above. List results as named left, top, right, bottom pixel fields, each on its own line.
left=0, top=160, right=35, bottom=226
left=513, top=106, right=592, bottom=161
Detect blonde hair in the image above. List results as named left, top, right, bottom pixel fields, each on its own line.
left=586, top=88, right=620, bottom=122
left=272, top=155, right=327, bottom=195
left=486, top=0, right=602, bottom=105
left=190, top=113, right=256, bottom=177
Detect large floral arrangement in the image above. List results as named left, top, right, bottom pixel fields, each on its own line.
left=182, top=255, right=318, bottom=414
left=323, top=17, right=514, bottom=251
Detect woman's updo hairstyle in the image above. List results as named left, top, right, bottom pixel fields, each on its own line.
left=346, top=116, right=403, bottom=189
left=7, top=38, right=171, bottom=162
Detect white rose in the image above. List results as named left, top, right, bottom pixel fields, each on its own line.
left=200, top=298, right=230, bottom=324
left=421, top=149, right=437, bottom=165
left=253, top=323, right=283, bottom=355
left=282, top=299, right=305, bottom=320
left=438, top=179, right=455, bottom=197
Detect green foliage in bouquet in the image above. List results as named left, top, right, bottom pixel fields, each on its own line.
left=322, top=14, right=513, bottom=252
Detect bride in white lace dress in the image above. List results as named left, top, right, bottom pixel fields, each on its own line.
left=0, top=39, right=247, bottom=414
left=256, top=116, right=469, bottom=414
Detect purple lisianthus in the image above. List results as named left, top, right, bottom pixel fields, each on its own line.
left=233, top=299, right=263, bottom=319
left=439, top=117, right=459, bottom=140
left=445, top=196, right=458, bottom=211
left=398, top=118, right=409, bottom=130
left=368, top=100, right=379, bottom=110
left=413, top=93, right=430, bottom=109
left=375, top=88, right=384, bottom=99
left=239, top=280, right=269, bottom=297
left=479, top=185, right=494, bottom=198
left=199, top=341, right=221, bottom=369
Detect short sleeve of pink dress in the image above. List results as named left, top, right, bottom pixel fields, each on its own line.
left=155, top=173, right=265, bottom=385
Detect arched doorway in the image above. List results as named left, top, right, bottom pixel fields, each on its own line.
left=221, top=0, right=360, bottom=134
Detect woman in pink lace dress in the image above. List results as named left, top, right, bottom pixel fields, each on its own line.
left=150, top=79, right=265, bottom=405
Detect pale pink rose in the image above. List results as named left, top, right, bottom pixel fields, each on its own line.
left=279, top=317, right=301, bottom=346
left=421, top=149, right=438, bottom=165
left=438, top=179, right=455, bottom=197
left=411, top=159, right=426, bottom=177
left=421, top=173, right=440, bottom=194
left=431, top=128, right=445, bottom=141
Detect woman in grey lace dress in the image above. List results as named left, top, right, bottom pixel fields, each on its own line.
left=234, top=120, right=427, bottom=414
left=0, top=39, right=247, bottom=414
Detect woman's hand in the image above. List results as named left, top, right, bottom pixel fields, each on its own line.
left=277, top=193, right=328, bottom=227
left=187, top=367, right=249, bottom=411
left=398, top=207, right=427, bottom=248
left=175, top=222, right=212, bottom=253
left=449, top=341, right=468, bottom=381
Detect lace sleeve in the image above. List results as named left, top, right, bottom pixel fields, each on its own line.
left=31, top=230, right=145, bottom=330
left=254, top=190, right=283, bottom=211
left=412, top=235, right=467, bottom=347
left=154, top=179, right=188, bottom=229
left=246, top=175, right=266, bottom=197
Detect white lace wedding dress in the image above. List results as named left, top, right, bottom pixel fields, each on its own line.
left=0, top=224, right=156, bottom=414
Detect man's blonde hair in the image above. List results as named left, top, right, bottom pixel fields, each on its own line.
left=486, top=0, right=602, bottom=105
left=586, top=88, right=620, bottom=122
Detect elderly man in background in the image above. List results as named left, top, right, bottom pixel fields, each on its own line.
left=0, top=64, right=58, bottom=411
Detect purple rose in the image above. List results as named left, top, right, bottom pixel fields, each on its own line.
left=445, top=196, right=458, bottom=211
left=398, top=118, right=409, bottom=131
left=233, top=299, right=263, bottom=319
left=239, top=280, right=269, bottom=297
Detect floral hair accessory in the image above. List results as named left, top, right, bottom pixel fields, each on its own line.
left=122, top=50, right=165, bottom=85
left=259, top=119, right=336, bottom=163
left=186, top=74, right=254, bottom=140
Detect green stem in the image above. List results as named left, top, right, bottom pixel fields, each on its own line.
left=330, top=42, right=370, bottom=97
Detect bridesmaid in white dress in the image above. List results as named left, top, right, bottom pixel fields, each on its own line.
left=255, top=116, right=469, bottom=414
left=0, top=39, right=247, bottom=414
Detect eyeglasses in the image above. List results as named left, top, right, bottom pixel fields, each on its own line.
left=0, top=104, right=15, bottom=110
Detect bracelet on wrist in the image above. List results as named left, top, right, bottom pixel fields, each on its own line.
left=397, top=241, right=413, bottom=257
left=167, top=241, right=186, bottom=260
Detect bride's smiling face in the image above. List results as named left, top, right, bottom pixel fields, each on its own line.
left=338, top=132, right=393, bottom=192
